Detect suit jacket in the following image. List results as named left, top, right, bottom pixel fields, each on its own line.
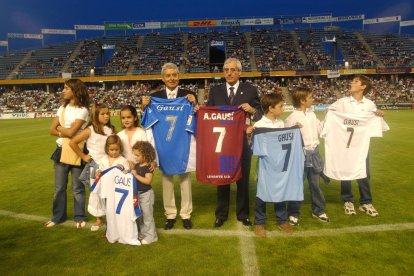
left=207, top=82, right=262, bottom=121
left=150, top=88, right=196, bottom=100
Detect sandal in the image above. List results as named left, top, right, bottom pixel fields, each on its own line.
left=76, top=221, right=86, bottom=229
left=45, top=221, right=56, bottom=228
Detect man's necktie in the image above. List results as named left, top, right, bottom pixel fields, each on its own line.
left=229, top=86, right=235, bottom=104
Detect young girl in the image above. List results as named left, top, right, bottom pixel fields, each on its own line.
left=69, top=103, right=116, bottom=231
left=117, top=105, right=148, bottom=166
left=131, top=141, right=158, bottom=245
left=95, top=135, right=130, bottom=179
left=47, top=78, right=90, bottom=228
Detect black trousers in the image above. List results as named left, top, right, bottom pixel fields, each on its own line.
left=215, top=139, right=252, bottom=220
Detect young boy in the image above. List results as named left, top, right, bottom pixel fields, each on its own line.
left=285, top=87, right=329, bottom=223
left=327, top=75, right=384, bottom=217
left=250, top=93, right=302, bottom=236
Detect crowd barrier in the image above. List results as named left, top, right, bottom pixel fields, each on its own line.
left=0, top=104, right=411, bottom=120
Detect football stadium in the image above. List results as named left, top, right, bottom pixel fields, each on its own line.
left=0, top=1, right=413, bottom=275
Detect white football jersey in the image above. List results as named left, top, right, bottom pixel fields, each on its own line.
left=321, top=111, right=386, bottom=180
left=92, top=167, right=141, bottom=246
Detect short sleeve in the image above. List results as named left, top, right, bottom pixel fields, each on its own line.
left=284, top=116, right=295, bottom=128
left=75, top=107, right=89, bottom=122
left=252, top=134, right=267, bottom=157
left=57, top=106, right=64, bottom=118
left=328, top=99, right=343, bottom=112
left=320, top=111, right=331, bottom=138
left=141, top=107, right=158, bottom=129
left=136, top=128, right=148, bottom=141
left=121, top=157, right=130, bottom=170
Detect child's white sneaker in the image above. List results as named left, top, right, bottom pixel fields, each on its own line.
left=141, top=239, right=151, bottom=245
left=288, top=216, right=299, bottom=226
left=344, top=202, right=356, bottom=215
left=312, top=213, right=330, bottom=222
left=359, top=204, right=379, bottom=217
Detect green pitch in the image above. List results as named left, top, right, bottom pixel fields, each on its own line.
left=0, top=110, right=413, bottom=275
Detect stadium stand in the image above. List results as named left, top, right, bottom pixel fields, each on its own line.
left=1, top=75, right=413, bottom=112
left=16, top=42, right=78, bottom=79
left=66, top=40, right=100, bottom=77
left=361, top=33, right=414, bottom=68
left=1, top=29, right=414, bottom=78
left=102, top=35, right=140, bottom=76
left=295, top=29, right=334, bottom=69
left=1, top=26, right=414, bottom=113
left=336, top=31, right=378, bottom=69
left=251, top=29, right=305, bottom=71
left=131, top=32, right=184, bottom=75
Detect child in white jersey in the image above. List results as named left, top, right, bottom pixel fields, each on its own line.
left=328, top=75, right=384, bottom=217
left=285, top=87, right=330, bottom=223
left=70, top=103, right=116, bottom=231
left=248, top=93, right=298, bottom=236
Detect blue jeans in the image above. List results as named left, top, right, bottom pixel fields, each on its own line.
left=341, top=157, right=372, bottom=204
left=137, top=189, right=158, bottom=243
left=254, top=197, right=300, bottom=225
left=304, top=166, right=326, bottom=215
left=78, top=160, right=98, bottom=187
left=52, top=161, right=87, bottom=223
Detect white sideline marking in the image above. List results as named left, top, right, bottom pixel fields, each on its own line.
left=3, top=210, right=414, bottom=276
left=0, top=210, right=414, bottom=238
left=1, top=210, right=414, bottom=238
left=236, top=223, right=260, bottom=276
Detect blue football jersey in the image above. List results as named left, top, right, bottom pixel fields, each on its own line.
left=142, top=97, right=195, bottom=175
left=252, top=127, right=304, bottom=202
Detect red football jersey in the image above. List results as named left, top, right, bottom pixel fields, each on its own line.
left=196, top=106, right=247, bottom=185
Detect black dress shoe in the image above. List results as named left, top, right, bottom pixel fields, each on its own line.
left=238, top=218, right=252, bottom=226
left=214, top=218, right=224, bottom=228
left=182, top=219, right=192, bottom=229
left=164, top=219, right=176, bottom=230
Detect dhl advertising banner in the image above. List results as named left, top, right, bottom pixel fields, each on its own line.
left=188, top=20, right=217, bottom=27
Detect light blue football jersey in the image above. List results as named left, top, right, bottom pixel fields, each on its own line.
left=252, top=127, right=304, bottom=202
left=142, top=97, right=195, bottom=175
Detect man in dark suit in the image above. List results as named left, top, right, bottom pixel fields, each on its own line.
left=207, top=57, right=262, bottom=227
left=141, top=62, right=198, bottom=230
